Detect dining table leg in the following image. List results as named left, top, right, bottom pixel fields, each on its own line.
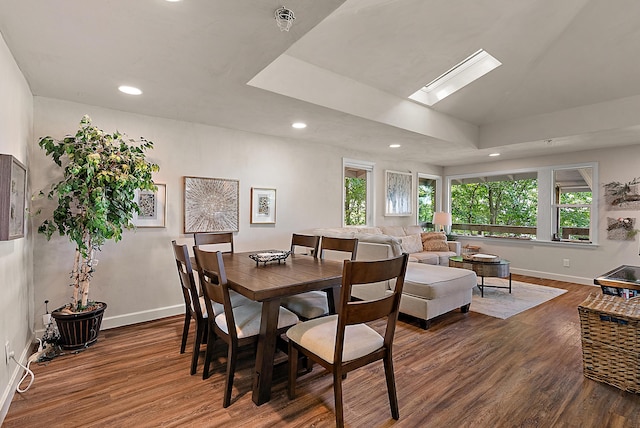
left=252, top=298, right=281, bottom=405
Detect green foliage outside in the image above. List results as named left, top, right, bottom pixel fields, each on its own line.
left=417, top=180, right=435, bottom=225
left=451, top=179, right=538, bottom=236
left=344, top=176, right=367, bottom=225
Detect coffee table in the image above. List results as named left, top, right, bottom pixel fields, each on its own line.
left=449, top=255, right=511, bottom=297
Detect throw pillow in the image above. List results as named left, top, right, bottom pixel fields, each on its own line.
left=421, top=232, right=450, bottom=251
left=400, top=234, right=423, bottom=254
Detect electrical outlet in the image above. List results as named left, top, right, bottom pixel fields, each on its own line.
left=4, top=341, right=10, bottom=365
left=563, top=259, right=570, bottom=267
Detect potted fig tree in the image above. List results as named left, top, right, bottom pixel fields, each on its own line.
left=37, top=115, right=159, bottom=350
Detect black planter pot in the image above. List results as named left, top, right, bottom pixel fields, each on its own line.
left=51, top=302, right=107, bottom=350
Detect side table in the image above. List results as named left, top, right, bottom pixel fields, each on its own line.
left=449, top=255, right=511, bottom=297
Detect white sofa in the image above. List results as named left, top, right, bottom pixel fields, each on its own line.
left=308, top=226, right=477, bottom=329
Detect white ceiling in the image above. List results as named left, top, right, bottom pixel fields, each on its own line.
left=2, top=0, right=640, bottom=166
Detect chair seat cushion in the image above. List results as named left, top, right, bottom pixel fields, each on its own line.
left=286, top=314, right=383, bottom=363
left=215, top=302, right=299, bottom=339
left=198, top=290, right=252, bottom=317
left=281, top=291, right=329, bottom=319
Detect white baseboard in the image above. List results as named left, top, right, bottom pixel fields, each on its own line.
left=100, top=304, right=184, bottom=330
left=1, top=335, right=35, bottom=425
left=511, top=267, right=597, bottom=287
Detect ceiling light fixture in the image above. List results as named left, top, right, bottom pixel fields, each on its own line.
left=409, top=49, right=501, bottom=106
left=389, top=144, right=401, bottom=148
left=292, top=122, right=306, bottom=129
left=118, top=85, right=142, bottom=95
left=489, top=153, right=501, bottom=157
left=275, top=6, right=295, bottom=32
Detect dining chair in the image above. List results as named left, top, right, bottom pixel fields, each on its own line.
left=289, top=233, right=320, bottom=257
left=287, top=253, right=409, bottom=428
left=171, top=240, right=208, bottom=376
left=193, top=247, right=299, bottom=408
left=282, top=236, right=358, bottom=320
left=194, top=232, right=234, bottom=253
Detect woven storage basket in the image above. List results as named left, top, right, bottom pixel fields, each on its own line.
left=578, top=293, right=640, bottom=393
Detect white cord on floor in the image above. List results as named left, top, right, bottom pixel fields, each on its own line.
left=12, top=338, right=44, bottom=393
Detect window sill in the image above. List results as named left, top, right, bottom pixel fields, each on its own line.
left=453, top=235, right=599, bottom=248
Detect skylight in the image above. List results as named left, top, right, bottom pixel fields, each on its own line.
left=409, top=49, right=501, bottom=106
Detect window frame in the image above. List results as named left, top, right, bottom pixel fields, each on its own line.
left=416, top=173, right=442, bottom=227
left=446, top=162, right=598, bottom=245
left=342, top=158, right=375, bottom=227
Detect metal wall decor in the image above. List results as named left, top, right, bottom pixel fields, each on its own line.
left=0, top=154, right=26, bottom=240
left=184, top=176, right=239, bottom=233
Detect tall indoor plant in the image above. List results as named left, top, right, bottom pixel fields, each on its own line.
left=37, top=115, right=159, bottom=348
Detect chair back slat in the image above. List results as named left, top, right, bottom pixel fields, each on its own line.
left=320, top=236, right=358, bottom=260
left=194, top=232, right=234, bottom=253
left=343, top=295, right=396, bottom=325
left=290, top=233, right=320, bottom=257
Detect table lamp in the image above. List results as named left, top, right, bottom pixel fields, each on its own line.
left=432, top=211, right=452, bottom=232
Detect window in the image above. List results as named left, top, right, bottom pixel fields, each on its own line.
left=417, top=174, right=441, bottom=228
left=343, top=159, right=374, bottom=226
left=447, top=163, right=598, bottom=244
left=552, top=166, right=593, bottom=242
left=449, top=172, right=538, bottom=239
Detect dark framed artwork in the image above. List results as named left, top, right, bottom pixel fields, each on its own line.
left=184, top=176, right=239, bottom=233
left=133, top=183, right=166, bottom=228
left=0, top=154, right=26, bottom=240
left=251, top=187, right=276, bottom=224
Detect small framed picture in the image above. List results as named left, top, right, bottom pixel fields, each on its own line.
left=251, top=187, right=276, bottom=224
left=133, top=183, right=166, bottom=228
left=0, top=154, right=26, bottom=240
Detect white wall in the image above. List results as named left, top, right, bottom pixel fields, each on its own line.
left=444, top=145, right=640, bottom=284
left=0, top=32, right=33, bottom=422
left=31, top=97, right=439, bottom=330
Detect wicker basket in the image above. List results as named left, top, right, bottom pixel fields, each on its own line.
left=578, top=293, right=640, bottom=392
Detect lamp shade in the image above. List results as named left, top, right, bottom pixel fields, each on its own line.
left=432, top=211, right=452, bottom=227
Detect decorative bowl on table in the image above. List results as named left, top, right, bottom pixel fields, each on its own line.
left=463, top=253, right=501, bottom=263
left=249, top=250, right=291, bottom=266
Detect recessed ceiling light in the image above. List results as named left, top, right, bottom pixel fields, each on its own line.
left=165, top=0, right=181, bottom=2
left=389, top=144, right=401, bottom=148
left=489, top=153, right=501, bottom=157
left=409, top=49, right=501, bottom=106
left=118, top=85, right=142, bottom=95
left=292, top=122, right=307, bottom=129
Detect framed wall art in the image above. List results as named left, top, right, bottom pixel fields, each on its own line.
left=0, top=154, right=26, bottom=240
left=184, top=176, right=239, bottom=233
left=385, top=170, right=413, bottom=216
left=251, top=187, right=276, bottom=224
left=133, top=183, right=166, bottom=228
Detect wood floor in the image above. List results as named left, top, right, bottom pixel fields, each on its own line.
left=5, top=275, right=640, bottom=427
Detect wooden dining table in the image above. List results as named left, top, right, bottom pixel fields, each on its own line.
left=196, top=250, right=344, bottom=405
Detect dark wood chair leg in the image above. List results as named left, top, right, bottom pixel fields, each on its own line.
left=333, top=370, right=345, bottom=428
left=190, top=321, right=204, bottom=375
left=180, top=312, right=191, bottom=354
left=223, top=343, right=238, bottom=408
left=202, top=330, right=216, bottom=380
left=288, top=342, right=298, bottom=400
left=461, top=303, right=471, bottom=313
left=383, top=353, right=400, bottom=420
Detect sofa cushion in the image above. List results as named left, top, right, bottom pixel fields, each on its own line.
left=400, top=234, right=423, bottom=254
left=403, top=225, right=424, bottom=236
left=408, top=251, right=439, bottom=264
left=421, top=232, right=450, bottom=251
left=398, top=264, right=477, bottom=299
left=380, top=226, right=406, bottom=237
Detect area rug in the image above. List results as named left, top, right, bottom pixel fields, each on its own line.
left=469, top=279, right=567, bottom=319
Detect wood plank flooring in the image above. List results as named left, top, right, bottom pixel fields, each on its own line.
left=5, top=275, right=640, bottom=427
